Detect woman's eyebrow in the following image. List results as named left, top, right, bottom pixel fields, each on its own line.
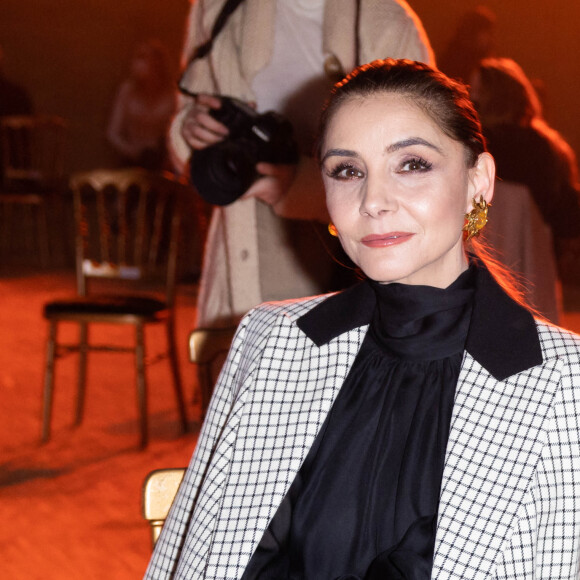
left=322, top=138, right=443, bottom=163
left=386, top=137, right=442, bottom=154
left=320, top=148, right=359, bottom=163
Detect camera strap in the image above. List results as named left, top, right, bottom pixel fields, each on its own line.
left=186, top=0, right=246, bottom=65
left=180, top=0, right=362, bottom=91
left=185, top=0, right=362, bottom=68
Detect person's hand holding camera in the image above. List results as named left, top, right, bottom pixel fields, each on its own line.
left=243, top=162, right=297, bottom=207
left=181, top=93, right=229, bottom=151
left=183, top=95, right=296, bottom=206
left=187, top=95, right=299, bottom=208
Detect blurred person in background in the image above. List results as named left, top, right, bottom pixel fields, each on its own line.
left=469, top=57, right=580, bottom=323
left=107, top=39, right=176, bottom=171
left=438, top=5, right=497, bottom=84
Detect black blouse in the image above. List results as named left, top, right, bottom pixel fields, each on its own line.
left=242, top=268, right=475, bottom=580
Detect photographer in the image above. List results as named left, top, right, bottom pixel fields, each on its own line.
left=171, top=0, right=434, bottom=330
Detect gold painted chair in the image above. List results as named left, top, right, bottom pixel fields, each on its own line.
left=189, top=326, right=236, bottom=415
left=142, top=467, right=186, bottom=547
left=41, top=168, right=190, bottom=448
left=0, top=115, right=68, bottom=267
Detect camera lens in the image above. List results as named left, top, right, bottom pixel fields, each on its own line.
left=189, top=97, right=298, bottom=206
left=190, top=141, right=257, bottom=206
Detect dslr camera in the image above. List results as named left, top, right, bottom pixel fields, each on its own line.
left=190, top=96, right=299, bottom=206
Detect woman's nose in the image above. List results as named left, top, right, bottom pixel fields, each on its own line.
left=359, top=176, right=397, bottom=217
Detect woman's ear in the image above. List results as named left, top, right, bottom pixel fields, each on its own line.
left=465, top=152, right=495, bottom=212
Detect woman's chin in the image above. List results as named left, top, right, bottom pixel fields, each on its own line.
left=363, top=261, right=469, bottom=288
left=358, top=264, right=416, bottom=286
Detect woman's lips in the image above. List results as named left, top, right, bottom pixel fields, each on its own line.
left=361, top=232, right=414, bottom=247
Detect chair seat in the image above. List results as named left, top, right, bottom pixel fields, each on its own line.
left=44, top=295, right=168, bottom=318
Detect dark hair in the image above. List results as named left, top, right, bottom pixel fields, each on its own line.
left=317, top=58, right=487, bottom=167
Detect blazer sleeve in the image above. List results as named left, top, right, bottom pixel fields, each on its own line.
left=144, top=312, right=252, bottom=579
left=491, top=354, right=580, bottom=578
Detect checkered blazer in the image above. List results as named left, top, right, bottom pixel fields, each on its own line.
left=145, top=273, right=580, bottom=579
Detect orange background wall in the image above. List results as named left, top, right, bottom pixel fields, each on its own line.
left=1, top=0, right=190, bottom=172
left=2, top=0, right=579, bottom=174
left=411, top=0, right=580, bottom=159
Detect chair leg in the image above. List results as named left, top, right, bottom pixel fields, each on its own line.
left=166, top=318, right=188, bottom=433
left=135, top=322, right=148, bottom=449
left=75, top=322, right=88, bottom=426
left=37, top=202, right=50, bottom=268
left=0, top=204, right=12, bottom=262
left=41, top=320, right=58, bottom=442
left=23, top=205, right=35, bottom=257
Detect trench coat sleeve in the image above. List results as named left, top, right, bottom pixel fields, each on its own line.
left=365, top=0, right=435, bottom=66
left=167, top=0, right=271, bottom=175
left=167, top=0, right=211, bottom=175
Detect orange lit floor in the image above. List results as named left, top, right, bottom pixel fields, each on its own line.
left=0, top=270, right=202, bottom=580
left=2, top=271, right=580, bottom=580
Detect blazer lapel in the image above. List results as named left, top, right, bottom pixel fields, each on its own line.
left=433, top=353, right=563, bottom=578
left=206, top=314, right=368, bottom=579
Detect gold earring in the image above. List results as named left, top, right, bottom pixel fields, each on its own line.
left=463, top=195, right=490, bottom=241
left=328, top=223, right=338, bottom=237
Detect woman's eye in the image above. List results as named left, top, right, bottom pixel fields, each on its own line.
left=326, top=163, right=364, bottom=180
left=400, top=157, right=432, bottom=172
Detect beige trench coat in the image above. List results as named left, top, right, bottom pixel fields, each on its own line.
left=170, top=0, right=435, bottom=327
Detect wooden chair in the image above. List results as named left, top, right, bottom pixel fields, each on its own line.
left=41, top=168, right=190, bottom=448
left=189, top=326, right=236, bottom=415
left=0, top=115, right=67, bottom=267
left=142, top=467, right=186, bottom=547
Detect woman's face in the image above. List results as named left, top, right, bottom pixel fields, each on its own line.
left=321, top=93, right=493, bottom=288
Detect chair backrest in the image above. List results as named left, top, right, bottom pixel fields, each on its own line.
left=0, top=115, right=67, bottom=190
left=69, top=168, right=192, bottom=304
left=142, top=467, right=186, bottom=547
left=189, top=326, right=236, bottom=415
left=189, top=326, right=236, bottom=365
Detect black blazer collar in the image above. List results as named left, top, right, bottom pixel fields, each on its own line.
left=297, top=262, right=543, bottom=381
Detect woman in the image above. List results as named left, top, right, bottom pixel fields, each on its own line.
left=107, top=39, right=176, bottom=170
left=469, top=57, right=580, bottom=323
left=145, top=60, right=580, bottom=579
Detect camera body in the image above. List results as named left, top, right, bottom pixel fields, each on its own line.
left=190, top=96, right=299, bottom=206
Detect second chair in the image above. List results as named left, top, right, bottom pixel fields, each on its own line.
left=0, top=115, right=68, bottom=267
left=41, top=168, right=191, bottom=448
